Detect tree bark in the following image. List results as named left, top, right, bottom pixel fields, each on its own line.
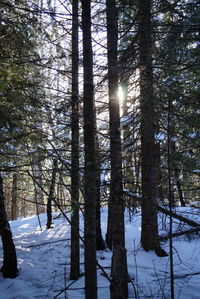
left=106, top=1, right=128, bottom=298
left=81, top=1, right=97, bottom=298
left=0, top=174, right=18, bottom=278
left=138, top=0, right=161, bottom=253
left=46, top=159, right=57, bottom=229
left=70, top=0, right=80, bottom=280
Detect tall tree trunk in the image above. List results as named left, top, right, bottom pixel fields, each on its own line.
left=70, top=0, right=80, bottom=280
left=0, top=174, right=18, bottom=278
left=46, top=159, right=57, bottom=229
left=106, top=1, right=128, bottom=298
left=139, top=0, right=164, bottom=255
left=96, top=135, right=106, bottom=250
left=11, top=173, right=17, bottom=220
left=81, top=1, right=97, bottom=298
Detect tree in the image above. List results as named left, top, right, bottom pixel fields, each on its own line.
left=70, top=0, right=80, bottom=280
left=95, top=133, right=106, bottom=250
left=0, top=174, right=18, bottom=278
left=11, top=173, right=18, bottom=220
left=106, top=0, right=128, bottom=298
left=46, top=159, right=58, bottom=229
left=154, top=0, right=200, bottom=206
left=32, top=152, right=45, bottom=214
left=138, top=0, right=165, bottom=255
left=81, top=0, right=97, bottom=297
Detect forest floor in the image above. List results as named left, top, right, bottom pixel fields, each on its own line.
left=0, top=207, right=200, bottom=299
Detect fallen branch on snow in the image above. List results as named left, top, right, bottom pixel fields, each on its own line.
left=157, top=205, right=200, bottom=227
left=25, top=238, right=70, bottom=248
left=159, top=227, right=200, bottom=241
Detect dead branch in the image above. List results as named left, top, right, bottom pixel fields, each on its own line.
left=159, top=227, right=200, bottom=241
left=24, top=238, right=70, bottom=248
left=157, top=205, right=200, bottom=227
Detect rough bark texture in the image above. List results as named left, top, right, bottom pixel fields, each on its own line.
left=81, top=1, right=97, bottom=298
left=70, top=0, right=80, bottom=280
left=139, top=0, right=161, bottom=252
left=46, top=159, right=57, bottom=229
left=0, top=174, right=18, bottom=278
left=106, top=1, right=128, bottom=298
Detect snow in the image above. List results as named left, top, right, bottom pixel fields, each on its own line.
left=1, top=208, right=200, bottom=298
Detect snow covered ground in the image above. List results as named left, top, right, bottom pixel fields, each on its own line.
left=1, top=207, right=200, bottom=299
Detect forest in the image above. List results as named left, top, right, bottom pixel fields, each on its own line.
left=0, top=0, right=200, bottom=298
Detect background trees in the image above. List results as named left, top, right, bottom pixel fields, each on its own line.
left=0, top=0, right=199, bottom=297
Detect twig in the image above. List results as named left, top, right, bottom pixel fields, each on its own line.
left=53, top=273, right=85, bottom=298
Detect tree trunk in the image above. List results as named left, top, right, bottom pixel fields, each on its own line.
left=155, top=143, right=164, bottom=203
left=70, top=0, right=80, bottom=280
left=106, top=1, right=128, bottom=298
left=174, top=168, right=185, bottom=207
left=81, top=1, right=97, bottom=298
left=171, top=141, right=186, bottom=207
left=21, top=199, right=26, bottom=218
left=11, top=173, right=17, bottom=220
left=0, top=174, right=18, bottom=278
left=46, top=159, right=57, bottom=229
left=96, top=135, right=106, bottom=250
left=33, top=158, right=45, bottom=214
left=138, top=0, right=162, bottom=253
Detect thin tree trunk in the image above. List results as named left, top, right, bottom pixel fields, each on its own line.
left=96, top=135, right=106, bottom=250
left=174, top=168, right=185, bottom=207
left=0, top=174, right=18, bottom=278
left=21, top=199, right=26, bottom=218
left=46, top=159, right=57, bottom=229
left=32, top=149, right=45, bottom=215
left=106, top=1, right=128, bottom=298
left=139, top=0, right=163, bottom=254
left=167, top=99, right=175, bottom=299
left=171, top=141, right=186, bottom=207
left=81, top=1, right=97, bottom=298
left=11, top=173, right=17, bottom=220
left=155, top=143, right=164, bottom=203
left=70, top=0, right=80, bottom=280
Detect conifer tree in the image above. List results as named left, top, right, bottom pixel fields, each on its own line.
left=70, top=0, right=80, bottom=280
left=106, top=0, right=128, bottom=298
left=81, top=0, right=97, bottom=297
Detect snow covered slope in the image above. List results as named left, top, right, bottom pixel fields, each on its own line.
left=0, top=208, right=200, bottom=298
